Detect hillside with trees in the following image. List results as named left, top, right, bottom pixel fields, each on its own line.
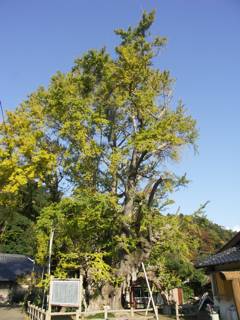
left=0, top=11, right=234, bottom=307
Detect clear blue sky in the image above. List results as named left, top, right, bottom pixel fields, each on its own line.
left=1, top=0, right=240, bottom=229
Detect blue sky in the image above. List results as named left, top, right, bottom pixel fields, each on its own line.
left=0, top=0, right=240, bottom=229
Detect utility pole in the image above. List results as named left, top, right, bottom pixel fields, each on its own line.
left=42, top=228, right=55, bottom=309
left=48, top=228, right=55, bottom=275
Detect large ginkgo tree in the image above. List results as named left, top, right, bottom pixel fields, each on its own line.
left=0, top=11, right=199, bottom=309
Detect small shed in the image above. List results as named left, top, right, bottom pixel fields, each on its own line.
left=196, top=232, right=240, bottom=320
left=123, top=275, right=183, bottom=310
left=0, top=253, right=34, bottom=303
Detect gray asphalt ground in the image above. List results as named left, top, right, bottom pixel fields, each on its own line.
left=0, top=306, right=25, bottom=320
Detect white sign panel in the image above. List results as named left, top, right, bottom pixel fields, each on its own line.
left=51, top=279, right=80, bottom=307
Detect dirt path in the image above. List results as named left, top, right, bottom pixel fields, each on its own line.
left=0, top=306, right=25, bottom=320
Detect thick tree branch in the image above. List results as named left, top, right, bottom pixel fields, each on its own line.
left=116, top=172, right=126, bottom=191
left=135, top=150, right=148, bottom=172
left=147, top=176, right=163, bottom=208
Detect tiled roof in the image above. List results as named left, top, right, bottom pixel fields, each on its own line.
left=196, top=246, right=240, bottom=268
left=0, top=253, right=34, bottom=281
left=220, top=231, right=240, bottom=251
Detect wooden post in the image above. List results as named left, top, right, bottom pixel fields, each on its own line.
left=142, top=263, right=159, bottom=320
left=145, top=285, right=154, bottom=316
left=175, top=302, right=179, bottom=320
left=145, top=298, right=151, bottom=316
left=130, top=306, right=134, bottom=317
left=104, top=306, right=108, bottom=320
left=232, top=279, right=240, bottom=320
left=45, top=229, right=54, bottom=320
left=42, top=309, right=46, bottom=320
left=46, top=276, right=53, bottom=320
left=35, top=305, right=37, bottom=320
left=27, top=302, right=30, bottom=319
left=36, top=307, right=39, bottom=320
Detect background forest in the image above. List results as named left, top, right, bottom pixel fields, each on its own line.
left=0, top=12, right=235, bottom=306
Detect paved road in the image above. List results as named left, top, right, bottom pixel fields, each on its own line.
left=0, top=307, right=25, bottom=320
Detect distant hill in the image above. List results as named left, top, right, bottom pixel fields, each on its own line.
left=192, top=213, right=236, bottom=257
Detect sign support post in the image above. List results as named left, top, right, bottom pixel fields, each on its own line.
left=46, top=276, right=54, bottom=320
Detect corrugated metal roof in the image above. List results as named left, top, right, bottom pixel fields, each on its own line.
left=196, top=246, right=240, bottom=268
left=0, top=253, right=34, bottom=281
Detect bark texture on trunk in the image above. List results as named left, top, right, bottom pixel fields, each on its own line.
left=86, top=237, right=152, bottom=311
left=87, top=284, right=122, bottom=311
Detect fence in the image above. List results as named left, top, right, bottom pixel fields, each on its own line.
left=27, top=302, right=46, bottom=320
left=27, top=302, right=154, bottom=320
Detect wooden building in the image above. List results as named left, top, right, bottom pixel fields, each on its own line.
left=196, top=232, right=240, bottom=320
left=0, top=253, right=34, bottom=303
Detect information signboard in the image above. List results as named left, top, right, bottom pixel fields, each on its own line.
left=50, top=279, right=81, bottom=307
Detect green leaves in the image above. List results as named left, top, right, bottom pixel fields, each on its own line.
left=148, top=214, right=203, bottom=291
left=35, top=191, right=120, bottom=279
left=134, top=105, right=197, bottom=154
left=0, top=213, right=35, bottom=256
